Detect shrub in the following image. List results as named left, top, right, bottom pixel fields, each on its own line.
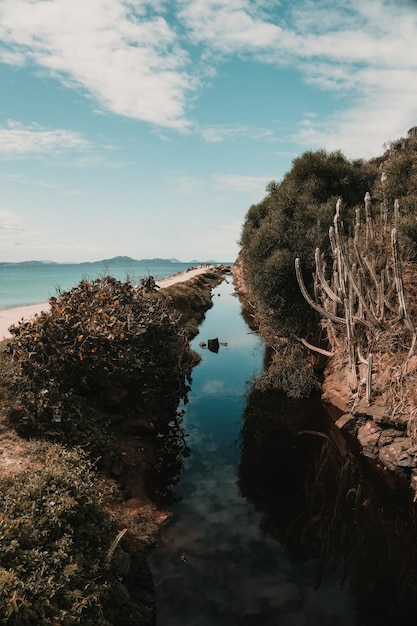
left=240, top=149, right=378, bottom=334
left=0, top=445, right=114, bottom=625
left=239, top=148, right=378, bottom=397
left=252, top=342, right=321, bottom=399
left=7, top=276, right=194, bottom=452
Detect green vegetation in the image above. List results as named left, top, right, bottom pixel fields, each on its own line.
left=239, top=129, right=417, bottom=398
left=240, top=149, right=378, bottom=332
left=160, top=271, right=224, bottom=338
left=0, top=446, right=114, bottom=625
left=6, top=275, right=194, bottom=454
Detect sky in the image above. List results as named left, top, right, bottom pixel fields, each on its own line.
left=1, top=0, right=417, bottom=263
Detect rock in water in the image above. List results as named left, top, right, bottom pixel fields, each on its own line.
left=207, top=338, right=219, bottom=353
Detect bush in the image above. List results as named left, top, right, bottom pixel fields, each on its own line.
left=7, top=276, right=194, bottom=452
left=239, top=148, right=378, bottom=397
left=240, top=150, right=378, bottom=333
left=252, top=342, right=321, bottom=399
left=0, top=445, right=114, bottom=625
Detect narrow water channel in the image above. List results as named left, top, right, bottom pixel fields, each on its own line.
left=148, top=279, right=417, bottom=626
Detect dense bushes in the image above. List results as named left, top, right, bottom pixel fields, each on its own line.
left=239, top=132, right=417, bottom=398
left=0, top=445, right=114, bottom=625
left=7, top=276, right=194, bottom=452
left=239, top=149, right=379, bottom=396
left=372, top=134, right=417, bottom=260
left=240, top=149, right=378, bottom=333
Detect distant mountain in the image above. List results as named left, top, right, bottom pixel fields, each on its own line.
left=85, top=256, right=189, bottom=266
left=0, top=260, right=60, bottom=266
left=0, top=256, right=226, bottom=267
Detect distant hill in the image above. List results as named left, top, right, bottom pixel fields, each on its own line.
left=0, top=256, right=230, bottom=267
left=0, top=260, right=60, bottom=266
left=82, top=256, right=181, bottom=267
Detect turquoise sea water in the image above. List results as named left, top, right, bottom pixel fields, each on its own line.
left=0, top=259, right=206, bottom=310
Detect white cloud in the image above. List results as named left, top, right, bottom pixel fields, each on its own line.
left=180, top=0, right=417, bottom=156
left=214, top=174, right=270, bottom=196
left=175, top=175, right=205, bottom=196
left=198, top=123, right=274, bottom=143
left=0, top=0, right=196, bottom=129
left=0, top=208, right=56, bottom=240
left=0, top=121, right=91, bottom=156
left=179, top=0, right=282, bottom=52
left=1, top=0, right=417, bottom=156
left=0, top=209, right=25, bottom=234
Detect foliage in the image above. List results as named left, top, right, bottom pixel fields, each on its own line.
left=240, top=129, right=417, bottom=400
left=0, top=445, right=114, bottom=625
left=138, top=275, right=159, bottom=293
left=239, top=148, right=379, bottom=397
left=160, top=271, right=224, bottom=338
left=372, top=135, right=417, bottom=260
left=240, top=149, right=378, bottom=332
left=252, top=342, right=320, bottom=399
left=296, top=193, right=417, bottom=427
left=7, top=276, right=194, bottom=452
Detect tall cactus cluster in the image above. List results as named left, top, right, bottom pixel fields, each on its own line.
left=295, top=192, right=417, bottom=426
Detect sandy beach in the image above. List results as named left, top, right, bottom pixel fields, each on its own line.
left=0, top=266, right=215, bottom=341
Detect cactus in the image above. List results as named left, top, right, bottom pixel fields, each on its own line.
left=295, top=195, right=416, bottom=404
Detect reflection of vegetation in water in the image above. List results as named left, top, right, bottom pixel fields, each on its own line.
left=144, top=408, right=190, bottom=506
left=238, top=389, right=417, bottom=625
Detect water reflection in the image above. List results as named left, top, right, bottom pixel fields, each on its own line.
left=148, top=282, right=354, bottom=625
left=147, top=280, right=417, bottom=625
left=239, top=389, right=417, bottom=626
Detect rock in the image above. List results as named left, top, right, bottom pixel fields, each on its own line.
left=322, top=375, right=352, bottom=413
left=335, top=413, right=355, bottom=430
left=378, top=428, right=406, bottom=447
left=207, top=338, right=220, bottom=353
left=357, top=421, right=382, bottom=454
left=379, top=437, right=416, bottom=471
left=369, top=404, right=391, bottom=424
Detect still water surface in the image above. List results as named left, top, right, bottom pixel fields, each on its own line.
left=148, top=280, right=369, bottom=625
left=0, top=260, right=197, bottom=310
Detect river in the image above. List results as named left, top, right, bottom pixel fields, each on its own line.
left=148, top=278, right=417, bottom=626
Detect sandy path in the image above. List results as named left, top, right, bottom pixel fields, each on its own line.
left=0, top=266, right=214, bottom=341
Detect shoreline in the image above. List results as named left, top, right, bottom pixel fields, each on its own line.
left=0, top=265, right=217, bottom=341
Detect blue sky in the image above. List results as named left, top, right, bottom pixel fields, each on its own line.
left=1, top=0, right=417, bottom=263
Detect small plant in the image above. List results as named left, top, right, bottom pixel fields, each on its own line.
left=252, top=342, right=320, bottom=399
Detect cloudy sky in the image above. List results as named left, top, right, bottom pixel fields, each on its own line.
left=1, top=0, right=417, bottom=262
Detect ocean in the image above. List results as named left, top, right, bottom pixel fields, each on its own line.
left=0, top=258, right=211, bottom=310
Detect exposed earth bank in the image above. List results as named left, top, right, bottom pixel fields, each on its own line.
left=232, top=256, right=417, bottom=500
